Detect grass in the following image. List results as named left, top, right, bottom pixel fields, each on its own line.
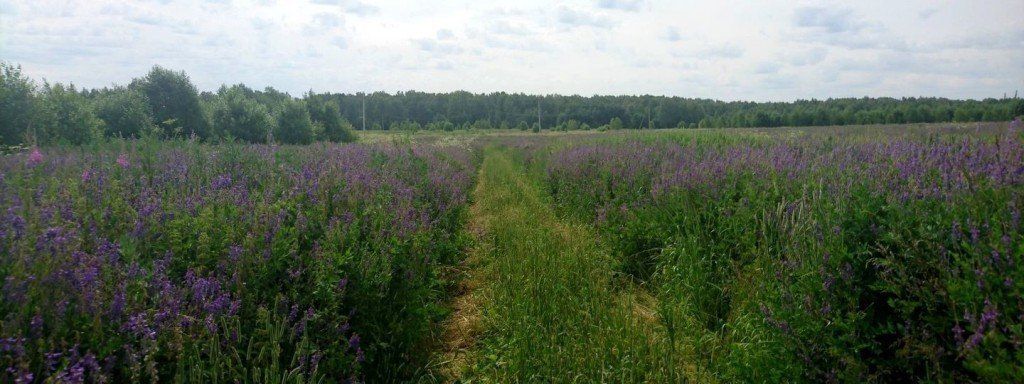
left=454, top=147, right=675, bottom=383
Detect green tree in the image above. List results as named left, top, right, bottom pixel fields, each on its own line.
left=274, top=100, right=314, bottom=144
left=609, top=117, right=624, bottom=130
left=213, top=87, right=274, bottom=143
left=0, top=62, right=35, bottom=145
left=306, top=95, right=355, bottom=142
left=564, top=119, right=581, bottom=130
left=35, top=83, right=102, bottom=145
left=93, top=87, right=154, bottom=138
left=132, top=66, right=210, bottom=138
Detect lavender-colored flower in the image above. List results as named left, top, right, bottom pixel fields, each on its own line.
left=349, top=333, right=361, bottom=350
left=116, top=153, right=130, bottom=169
left=27, top=148, right=43, bottom=166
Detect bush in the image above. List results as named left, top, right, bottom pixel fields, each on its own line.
left=274, top=100, right=314, bottom=144
left=93, top=87, right=155, bottom=139
left=132, top=66, right=210, bottom=139
left=212, top=88, right=274, bottom=143
left=0, top=62, right=35, bottom=145
left=34, top=83, right=102, bottom=145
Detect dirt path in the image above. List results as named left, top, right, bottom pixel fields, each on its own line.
left=435, top=162, right=488, bottom=382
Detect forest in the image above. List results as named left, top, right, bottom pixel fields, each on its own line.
left=2, top=62, right=1022, bottom=147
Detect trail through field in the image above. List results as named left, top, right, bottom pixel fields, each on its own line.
left=440, top=148, right=678, bottom=383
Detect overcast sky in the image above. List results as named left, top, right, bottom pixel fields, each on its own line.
left=1, top=0, right=1021, bottom=101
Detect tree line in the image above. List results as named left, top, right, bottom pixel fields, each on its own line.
left=2, top=61, right=1022, bottom=146
left=0, top=62, right=355, bottom=146
left=329, top=91, right=1023, bottom=131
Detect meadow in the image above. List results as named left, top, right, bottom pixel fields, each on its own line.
left=1, top=121, right=1022, bottom=383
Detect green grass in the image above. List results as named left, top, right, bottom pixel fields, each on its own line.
left=457, top=148, right=676, bottom=383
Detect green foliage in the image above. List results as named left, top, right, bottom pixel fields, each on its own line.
left=317, top=91, right=1022, bottom=130
left=5, top=62, right=1024, bottom=148
left=0, top=140, right=474, bottom=382
left=34, top=82, right=102, bottom=145
left=608, top=117, right=624, bottom=130
left=0, top=62, right=35, bottom=145
left=466, top=150, right=673, bottom=382
left=542, top=125, right=1024, bottom=382
left=274, top=100, right=314, bottom=144
left=390, top=120, right=422, bottom=132
left=470, top=119, right=492, bottom=130
left=93, top=86, right=155, bottom=138
left=212, top=86, right=274, bottom=143
left=306, top=94, right=355, bottom=142
left=132, top=66, right=211, bottom=139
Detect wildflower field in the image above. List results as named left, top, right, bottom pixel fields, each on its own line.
left=2, top=122, right=1023, bottom=383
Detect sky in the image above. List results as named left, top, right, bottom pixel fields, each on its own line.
left=1, top=0, right=1022, bottom=101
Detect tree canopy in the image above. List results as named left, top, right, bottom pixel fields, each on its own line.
left=0, top=61, right=1022, bottom=147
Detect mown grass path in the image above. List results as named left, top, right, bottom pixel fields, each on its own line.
left=441, top=148, right=676, bottom=383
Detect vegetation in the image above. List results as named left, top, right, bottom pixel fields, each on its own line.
left=541, top=121, right=1024, bottom=382
left=0, top=63, right=357, bottom=146
left=459, top=149, right=670, bottom=381
left=3, top=61, right=1023, bottom=149
left=323, top=91, right=1022, bottom=131
left=0, top=139, right=474, bottom=382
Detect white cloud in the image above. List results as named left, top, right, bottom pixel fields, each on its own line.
left=595, top=0, right=646, bottom=12
left=556, top=6, right=615, bottom=29
left=664, top=26, right=680, bottom=42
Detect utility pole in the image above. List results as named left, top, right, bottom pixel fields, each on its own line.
left=361, top=93, right=366, bottom=131
left=537, top=98, right=542, bottom=130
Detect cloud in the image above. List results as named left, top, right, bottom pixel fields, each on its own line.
left=793, top=6, right=865, bottom=34
left=330, top=36, right=348, bottom=49
left=312, top=12, right=344, bottom=28
left=412, top=38, right=464, bottom=55
left=595, top=0, right=645, bottom=12
left=436, top=28, right=454, bottom=40
left=556, top=7, right=614, bottom=29
left=918, top=8, right=938, bottom=20
left=754, top=61, right=781, bottom=74
left=930, top=29, right=1024, bottom=50
left=310, top=0, right=378, bottom=16
left=0, top=2, right=19, bottom=15
left=480, top=35, right=552, bottom=52
left=792, top=6, right=907, bottom=51
left=435, top=60, right=455, bottom=70
left=788, top=47, right=828, bottom=66
left=488, top=20, right=532, bottom=36
left=702, top=44, right=744, bottom=59
left=250, top=17, right=275, bottom=32
left=665, top=26, right=680, bottom=42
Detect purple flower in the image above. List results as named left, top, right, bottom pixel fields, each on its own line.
left=27, top=148, right=43, bottom=166
left=116, top=153, right=130, bottom=168
left=349, top=333, right=361, bottom=350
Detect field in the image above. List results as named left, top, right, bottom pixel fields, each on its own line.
left=2, top=122, right=1022, bottom=383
